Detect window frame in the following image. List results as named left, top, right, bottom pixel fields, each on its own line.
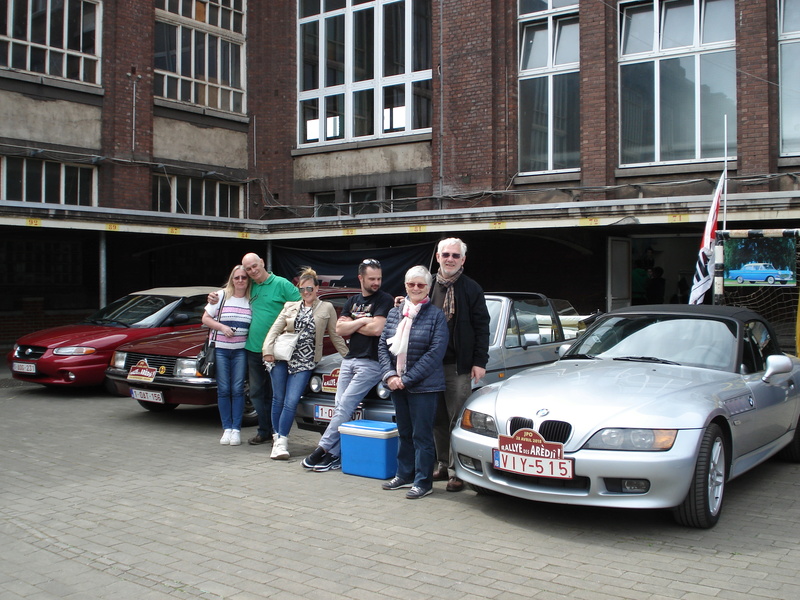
left=1, top=156, right=97, bottom=206
left=779, top=0, right=800, bottom=156
left=617, top=0, right=737, bottom=167
left=152, top=174, right=244, bottom=218
left=297, top=0, right=433, bottom=147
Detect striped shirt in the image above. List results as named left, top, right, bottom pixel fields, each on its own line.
left=204, top=292, right=252, bottom=350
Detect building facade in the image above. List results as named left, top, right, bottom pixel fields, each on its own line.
left=1, top=0, right=799, bottom=347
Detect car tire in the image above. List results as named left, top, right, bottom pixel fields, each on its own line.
left=673, top=423, right=726, bottom=528
left=778, top=425, right=800, bottom=462
left=767, top=276, right=775, bottom=284
left=736, top=276, right=744, bottom=284
left=137, top=400, right=179, bottom=412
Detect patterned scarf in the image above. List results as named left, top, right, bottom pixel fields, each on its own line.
left=386, top=297, right=429, bottom=376
left=435, top=266, right=463, bottom=322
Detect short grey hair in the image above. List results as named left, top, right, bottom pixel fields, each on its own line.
left=438, top=237, right=467, bottom=255
left=404, top=265, right=432, bottom=286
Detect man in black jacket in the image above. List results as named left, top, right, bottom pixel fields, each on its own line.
left=429, top=238, right=490, bottom=492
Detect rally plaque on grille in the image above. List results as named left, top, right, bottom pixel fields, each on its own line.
left=492, top=428, right=573, bottom=479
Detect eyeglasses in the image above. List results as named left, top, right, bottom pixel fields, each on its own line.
left=405, top=282, right=428, bottom=289
left=233, top=276, right=248, bottom=281
left=440, top=252, right=462, bottom=259
left=298, top=286, right=315, bottom=292
left=361, top=258, right=381, bottom=267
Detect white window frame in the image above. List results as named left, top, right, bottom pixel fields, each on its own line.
left=517, top=1, right=580, bottom=174
left=779, top=0, right=800, bottom=156
left=1, top=156, right=98, bottom=206
left=297, top=0, right=433, bottom=147
left=618, top=0, right=737, bottom=167
left=0, top=0, right=103, bottom=85
left=154, top=1, right=247, bottom=114
left=153, top=174, right=244, bottom=218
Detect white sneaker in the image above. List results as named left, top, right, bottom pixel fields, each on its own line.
left=229, top=430, right=241, bottom=446
left=270, top=436, right=290, bottom=460
left=220, top=429, right=232, bottom=445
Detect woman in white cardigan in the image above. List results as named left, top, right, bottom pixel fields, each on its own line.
left=262, top=267, right=348, bottom=460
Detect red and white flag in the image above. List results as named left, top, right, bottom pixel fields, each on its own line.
left=688, top=171, right=726, bottom=304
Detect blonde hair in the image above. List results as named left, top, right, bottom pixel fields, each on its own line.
left=297, top=266, right=319, bottom=286
left=223, top=265, right=251, bottom=300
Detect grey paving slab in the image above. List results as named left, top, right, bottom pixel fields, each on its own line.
left=2, top=368, right=800, bottom=599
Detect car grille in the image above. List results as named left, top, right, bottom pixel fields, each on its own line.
left=123, top=353, right=178, bottom=377
left=508, top=417, right=572, bottom=444
left=14, top=345, right=47, bottom=360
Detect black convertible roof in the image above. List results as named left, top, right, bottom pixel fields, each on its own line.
left=610, top=303, right=764, bottom=323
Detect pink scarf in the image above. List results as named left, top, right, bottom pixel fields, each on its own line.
left=387, top=297, right=428, bottom=375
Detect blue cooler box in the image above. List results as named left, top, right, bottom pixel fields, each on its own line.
left=338, top=420, right=399, bottom=479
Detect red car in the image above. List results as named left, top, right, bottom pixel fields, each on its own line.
left=104, top=287, right=359, bottom=424
left=7, top=287, right=216, bottom=387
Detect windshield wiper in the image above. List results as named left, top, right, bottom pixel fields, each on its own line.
left=613, top=356, right=679, bottom=365
left=90, top=318, right=131, bottom=328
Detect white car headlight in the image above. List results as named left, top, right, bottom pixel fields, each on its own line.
left=584, top=428, right=677, bottom=451
left=111, top=351, right=127, bottom=369
left=176, top=358, right=200, bottom=377
left=53, top=346, right=96, bottom=356
left=376, top=381, right=391, bottom=399
left=309, top=375, right=322, bottom=393
left=460, top=409, right=498, bottom=437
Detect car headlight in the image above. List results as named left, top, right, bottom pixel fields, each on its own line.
left=175, top=358, right=200, bottom=377
left=460, top=408, right=498, bottom=437
left=376, top=381, right=391, bottom=399
left=584, top=428, right=677, bottom=451
left=53, top=346, right=96, bottom=356
left=111, top=351, right=127, bottom=369
left=309, top=375, right=322, bottom=393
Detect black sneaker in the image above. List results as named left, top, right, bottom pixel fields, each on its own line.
left=312, top=453, right=341, bottom=472
left=302, top=446, right=326, bottom=469
left=382, top=476, right=412, bottom=490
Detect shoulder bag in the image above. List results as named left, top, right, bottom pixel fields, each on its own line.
left=273, top=303, right=307, bottom=362
left=197, top=294, right=227, bottom=377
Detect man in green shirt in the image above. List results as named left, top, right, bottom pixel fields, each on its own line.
left=211, top=252, right=300, bottom=445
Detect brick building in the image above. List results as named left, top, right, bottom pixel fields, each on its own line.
left=1, top=0, right=799, bottom=348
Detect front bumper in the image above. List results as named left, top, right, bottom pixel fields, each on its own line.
left=105, top=367, right=217, bottom=405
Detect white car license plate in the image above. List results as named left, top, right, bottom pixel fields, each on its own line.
left=130, top=389, right=165, bottom=404
left=12, top=362, right=36, bottom=374
left=314, top=404, right=363, bottom=422
left=493, top=449, right=573, bottom=479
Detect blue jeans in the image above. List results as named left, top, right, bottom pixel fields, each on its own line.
left=216, top=347, right=247, bottom=430
left=318, top=358, right=383, bottom=457
left=270, top=361, right=314, bottom=437
left=391, top=389, right=439, bottom=490
left=247, top=350, right=273, bottom=438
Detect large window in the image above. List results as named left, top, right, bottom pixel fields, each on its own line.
left=780, top=0, right=800, bottom=155
left=0, top=0, right=102, bottom=84
left=298, top=0, right=432, bottom=146
left=1, top=156, right=96, bottom=206
left=154, top=0, right=245, bottom=113
left=619, top=0, right=736, bottom=166
left=518, top=1, right=580, bottom=173
left=152, top=175, right=243, bottom=218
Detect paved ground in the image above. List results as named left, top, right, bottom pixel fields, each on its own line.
left=2, top=365, right=800, bottom=600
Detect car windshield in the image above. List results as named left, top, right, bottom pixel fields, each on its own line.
left=85, top=294, right=183, bottom=328
left=566, top=315, right=738, bottom=371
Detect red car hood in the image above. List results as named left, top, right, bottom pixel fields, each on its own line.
left=117, top=329, right=209, bottom=358
left=15, top=324, right=138, bottom=350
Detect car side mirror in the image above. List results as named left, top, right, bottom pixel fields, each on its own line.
left=558, top=344, right=571, bottom=357
left=166, top=313, right=189, bottom=326
left=521, top=333, right=541, bottom=348
left=762, top=354, right=793, bottom=383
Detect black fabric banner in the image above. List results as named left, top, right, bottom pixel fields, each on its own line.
left=272, top=241, right=436, bottom=297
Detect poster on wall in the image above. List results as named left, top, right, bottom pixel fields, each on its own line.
left=723, top=237, right=797, bottom=287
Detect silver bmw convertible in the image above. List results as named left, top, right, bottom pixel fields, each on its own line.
left=451, top=304, right=800, bottom=528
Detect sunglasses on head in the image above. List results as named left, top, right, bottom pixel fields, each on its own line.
left=298, top=286, right=315, bottom=292
left=405, top=282, right=428, bottom=289
left=440, top=252, right=461, bottom=259
left=361, top=258, right=381, bottom=267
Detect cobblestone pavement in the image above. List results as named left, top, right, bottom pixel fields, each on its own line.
left=2, top=370, right=800, bottom=600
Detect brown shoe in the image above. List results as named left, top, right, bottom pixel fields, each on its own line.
left=248, top=433, right=271, bottom=445
left=446, top=477, right=464, bottom=492
left=432, top=464, right=449, bottom=481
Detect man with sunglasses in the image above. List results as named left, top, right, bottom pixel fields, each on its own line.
left=209, top=253, right=300, bottom=447
left=430, top=238, right=490, bottom=492
left=302, top=258, right=394, bottom=472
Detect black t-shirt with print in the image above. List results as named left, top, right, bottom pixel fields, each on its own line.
left=342, top=290, right=394, bottom=361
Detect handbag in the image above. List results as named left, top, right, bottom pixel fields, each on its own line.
left=197, top=336, right=217, bottom=377
left=273, top=331, right=300, bottom=362
left=198, top=294, right=226, bottom=377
